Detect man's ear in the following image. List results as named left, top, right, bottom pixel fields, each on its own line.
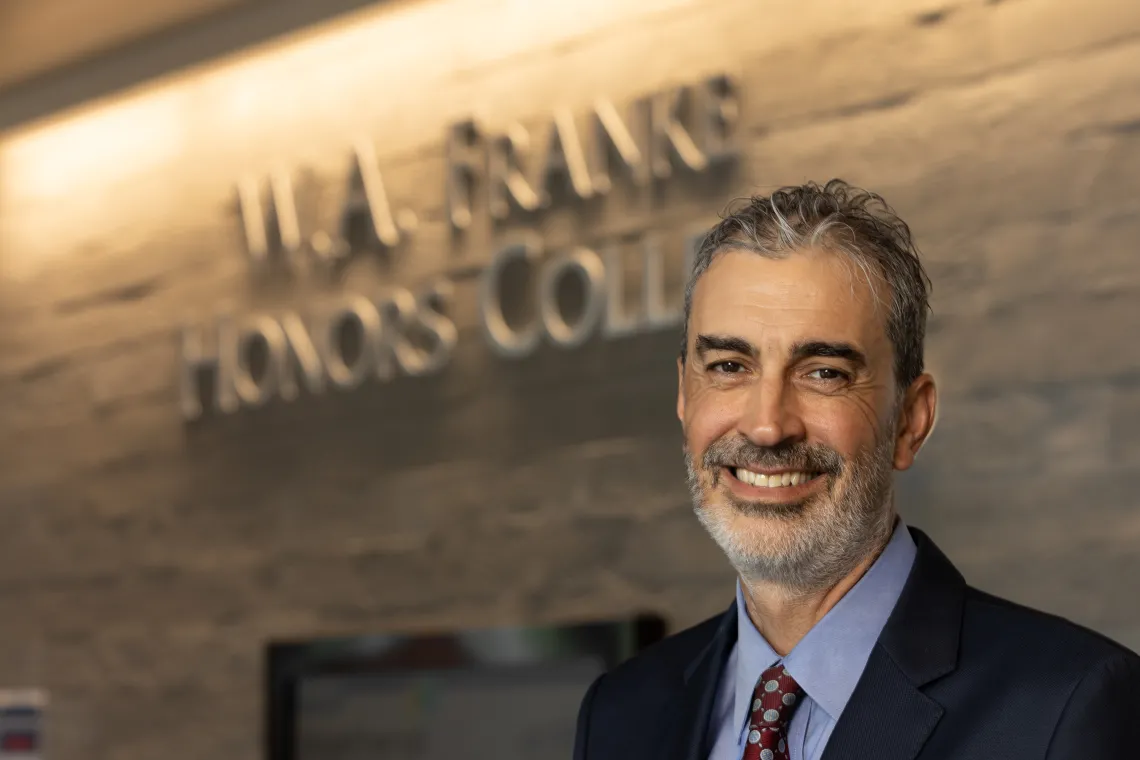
left=894, top=372, right=938, bottom=471
left=676, top=357, right=686, bottom=423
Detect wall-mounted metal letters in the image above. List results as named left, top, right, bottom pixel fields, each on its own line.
left=180, top=73, right=740, bottom=421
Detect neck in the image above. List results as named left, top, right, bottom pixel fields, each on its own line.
left=738, top=524, right=896, bottom=656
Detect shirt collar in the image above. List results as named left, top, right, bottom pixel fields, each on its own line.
left=732, top=520, right=917, bottom=731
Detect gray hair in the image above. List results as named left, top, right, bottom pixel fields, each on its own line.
left=681, top=179, right=932, bottom=389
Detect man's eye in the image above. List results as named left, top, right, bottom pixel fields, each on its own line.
left=808, top=368, right=848, bottom=381
left=709, top=361, right=744, bottom=374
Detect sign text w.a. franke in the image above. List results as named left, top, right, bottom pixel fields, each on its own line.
left=180, top=73, right=739, bottom=421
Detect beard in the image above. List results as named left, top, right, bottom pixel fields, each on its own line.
left=685, top=425, right=898, bottom=595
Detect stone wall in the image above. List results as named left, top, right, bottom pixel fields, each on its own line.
left=0, top=0, right=1139, bottom=757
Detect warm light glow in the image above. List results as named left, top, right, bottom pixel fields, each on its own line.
left=2, top=90, right=186, bottom=204
left=0, top=0, right=927, bottom=280
left=0, top=0, right=702, bottom=278
left=0, top=0, right=697, bottom=193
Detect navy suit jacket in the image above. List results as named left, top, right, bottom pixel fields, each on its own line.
left=573, top=528, right=1140, bottom=760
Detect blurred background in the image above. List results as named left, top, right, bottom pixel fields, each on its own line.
left=0, top=0, right=1138, bottom=758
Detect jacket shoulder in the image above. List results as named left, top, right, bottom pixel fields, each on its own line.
left=574, top=610, right=730, bottom=759
left=961, top=585, right=1139, bottom=674
left=596, top=609, right=728, bottom=697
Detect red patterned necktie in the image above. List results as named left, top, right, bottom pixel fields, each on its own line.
left=741, top=664, right=804, bottom=760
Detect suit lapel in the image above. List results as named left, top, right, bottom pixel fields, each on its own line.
left=819, top=645, right=943, bottom=760
left=821, top=528, right=965, bottom=760
left=660, top=603, right=737, bottom=760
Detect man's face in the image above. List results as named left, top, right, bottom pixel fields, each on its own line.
left=678, top=247, right=911, bottom=591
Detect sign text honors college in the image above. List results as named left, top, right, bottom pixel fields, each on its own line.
left=180, top=73, right=740, bottom=421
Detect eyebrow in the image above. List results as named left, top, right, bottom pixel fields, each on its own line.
left=790, top=340, right=867, bottom=368
left=694, top=335, right=867, bottom=368
left=694, top=334, right=758, bottom=359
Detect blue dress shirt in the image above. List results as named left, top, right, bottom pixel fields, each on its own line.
left=706, top=521, right=917, bottom=760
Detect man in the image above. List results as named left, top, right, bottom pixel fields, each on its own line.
left=573, top=180, right=1140, bottom=760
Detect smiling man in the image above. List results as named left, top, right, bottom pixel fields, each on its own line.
left=573, top=181, right=1140, bottom=760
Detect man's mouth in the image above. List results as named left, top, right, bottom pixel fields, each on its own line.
left=727, top=466, right=822, bottom=488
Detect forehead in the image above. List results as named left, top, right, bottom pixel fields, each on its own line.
left=689, top=247, right=889, bottom=351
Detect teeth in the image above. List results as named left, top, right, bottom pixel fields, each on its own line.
left=734, top=468, right=817, bottom=488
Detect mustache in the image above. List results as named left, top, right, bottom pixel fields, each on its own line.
left=700, top=436, right=845, bottom=475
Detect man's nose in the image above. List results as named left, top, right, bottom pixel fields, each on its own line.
left=736, top=375, right=807, bottom=448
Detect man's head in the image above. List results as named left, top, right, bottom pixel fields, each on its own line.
left=678, top=180, right=937, bottom=594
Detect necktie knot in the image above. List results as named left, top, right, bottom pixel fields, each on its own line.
left=742, top=664, right=803, bottom=760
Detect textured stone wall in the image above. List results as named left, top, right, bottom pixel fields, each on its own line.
left=0, top=0, right=1139, bottom=757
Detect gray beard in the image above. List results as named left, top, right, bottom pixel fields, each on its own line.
left=685, top=430, right=898, bottom=595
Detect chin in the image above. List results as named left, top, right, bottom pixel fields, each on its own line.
left=696, top=500, right=803, bottom=557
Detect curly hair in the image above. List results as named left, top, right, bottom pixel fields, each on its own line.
left=681, top=179, right=932, bottom=389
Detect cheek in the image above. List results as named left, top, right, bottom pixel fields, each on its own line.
left=683, top=387, right=742, bottom=452
left=800, top=397, right=879, bottom=456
